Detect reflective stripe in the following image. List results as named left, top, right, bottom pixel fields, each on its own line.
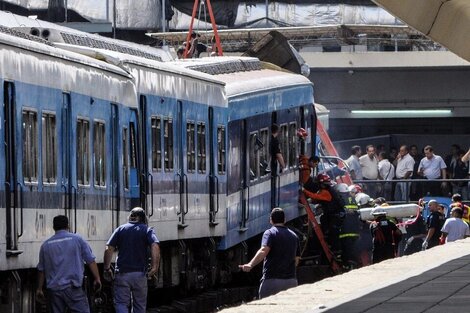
left=345, top=205, right=359, bottom=210
left=339, top=233, right=360, bottom=239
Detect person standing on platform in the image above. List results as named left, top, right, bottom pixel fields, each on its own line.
left=449, top=150, right=469, bottom=199
left=422, top=200, right=446, bottom=250
left=269, top=123, right=285, bottom=176
left=409, top=144, right=423, bottom=201
left=378, top=151, right=395, bottom=201
left=359, top=145, right=379, bottom=198
left=239, top=208, right=300, bottom=299
left=370, top=209, right=401, bottom=264
left=36, top=215, right=101, bottom=313
left=418, top=145, right=447, bottom=197
left=394, top=145, right=415, bottom=202
left=440, top=207, right=470, bottom=243
left=103, top=207, right=160, bottom=313
left=345, top=145, right=363, bottom=181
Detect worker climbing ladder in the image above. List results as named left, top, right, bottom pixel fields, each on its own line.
left=183, top=0, right=223, bottom=58
left=299, top=190, right=342, bottom=275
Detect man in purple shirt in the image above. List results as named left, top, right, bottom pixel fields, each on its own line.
left=36, top=215, right=101, bottom=313
left=239, top=208, right=300, bottom=299
left=103, top=207, right=160, bottom=313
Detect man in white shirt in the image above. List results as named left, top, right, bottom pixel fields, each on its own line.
left=394, top=145, right=415, bottom=202
left=378, top=151, right=394, bottom=201
left=418, top=145, right=447, bottom=197
left=359, top=145, right=379, bottom=198
left=345, top=145, right=362, bottom=181
left=441, top=207, right=470, bottom=243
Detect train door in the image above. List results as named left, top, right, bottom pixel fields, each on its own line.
left=176, top=101, right=187, bottom=227
left=276, top=107, right=301, bottom=208
left=234, top=119, right=248, bottom=231
left=208, top=107, right=224, bottom=226
left=3, top=81, right=22, bottom=256
left=110, top=103, right=120, bottom=228
left=246, top=114, right=271, bottom=221
left=138, top=96, right=149, bottom=213
left=61, top=93, right=73, bottom=229
left=128, top=110, right=140, bottom=208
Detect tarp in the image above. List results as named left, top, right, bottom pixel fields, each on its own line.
left=372, top=0, right=470, bottom=62
left=2, top=0, right=399, bottom=30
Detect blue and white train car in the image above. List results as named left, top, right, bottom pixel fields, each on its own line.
left=0, top=27, right=138, bottom=311
left=0, top=20, right=318, bottom=310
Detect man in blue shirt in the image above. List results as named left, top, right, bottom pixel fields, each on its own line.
left=36, top=215, right=101, bottom=313
left=239, top=208, right=300, bottom=299
left=103, top=207, right=160, bottom=313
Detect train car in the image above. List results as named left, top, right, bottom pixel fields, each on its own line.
left=0, top=21, right=317, bottom=311
left=0, top=26, right=138, bottom=312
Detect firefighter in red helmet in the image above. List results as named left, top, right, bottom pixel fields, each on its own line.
left=303, top=173, right=345, bottom=256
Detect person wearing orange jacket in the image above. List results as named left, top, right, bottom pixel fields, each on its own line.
left=303, top=173, right=345, bottom=256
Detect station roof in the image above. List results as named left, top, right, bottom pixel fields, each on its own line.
left=373, top=0, right=470, bottom=62
left=147, top=24, right=422, bottom=52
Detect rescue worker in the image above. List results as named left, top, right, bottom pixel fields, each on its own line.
left=303, top=173, right=345, bottom=256
left=449, top=193, right=470, bottom=225
left=336, top=183, right=361, bottom=268
left=299, top=154, right=320, bottom=193
left=370, top=208, right=402, bottom=264
left=422, top=199, right=446, bottom=250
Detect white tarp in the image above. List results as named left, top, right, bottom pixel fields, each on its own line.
left=3, top=1, right=401, bottom=30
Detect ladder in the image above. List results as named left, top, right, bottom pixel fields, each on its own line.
left=183, top=0, right=223, bottom=58
left=299, top=191, right=342, bottom=275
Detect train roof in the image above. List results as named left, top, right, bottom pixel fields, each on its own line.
left=0, top=27, right=137, bottom=107
left=174, top=56, right=313, bottom=97
left=0, top=10, right=172, bottom=62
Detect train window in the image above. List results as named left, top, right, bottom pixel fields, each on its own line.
left=151, top=116, right=162, bottom=171
left=217, top=126, right=226, bottom=174
left=187, top=121, right=196, bottom=172
left=22, top=110, right=38, bottom=183
left=279, top=124, right=289, bottom=167
left=93, top=121, right=106, bottom=187
left=129, top=122, right=137, bottom=168
left=163, top=118, right=174, bottom=172
left=197, top=122, right=206, bottom=173
left=77, top=119, right=90, bottom=185
left=289, top=122, right=298, bottom=168
left=259, top=128, right=269, bottom=177
left=123, top=127, right=129, bottom=190
left=42, top=113, right=57, bottom=183
left=249, top=132, right=258, bottom=181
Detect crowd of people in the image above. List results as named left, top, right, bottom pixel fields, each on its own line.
left=344, top=143, right=470, bottom=201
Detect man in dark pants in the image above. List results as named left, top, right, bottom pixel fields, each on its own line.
left=239, top=208, right=300, bottom=299
left=370, top=209, right=402, bottom=264
left=269, top=123, right=285, bottom=175
left=422, top=199, right=446, bottom=250
left=103, top=207, right=160, bottom=313
left=36, top=215, right=101, bottom=313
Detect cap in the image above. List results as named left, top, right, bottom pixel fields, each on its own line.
left=428, top=199, right=438, bottom=205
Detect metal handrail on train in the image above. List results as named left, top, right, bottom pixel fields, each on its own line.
left=214, top=175, right=219, bottom=214
left=16, top=182, right=23, bottom=238
left=147, top=172, right=154, bottom=217
left=71, top=185, right=77, bottom=233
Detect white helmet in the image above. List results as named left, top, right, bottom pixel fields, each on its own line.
left=355, top=193, right=371, bottom=207
left=336, top=183, right=349, bottom=193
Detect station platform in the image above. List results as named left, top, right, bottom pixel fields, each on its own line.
left=220, top=238, right=470, bottom=313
